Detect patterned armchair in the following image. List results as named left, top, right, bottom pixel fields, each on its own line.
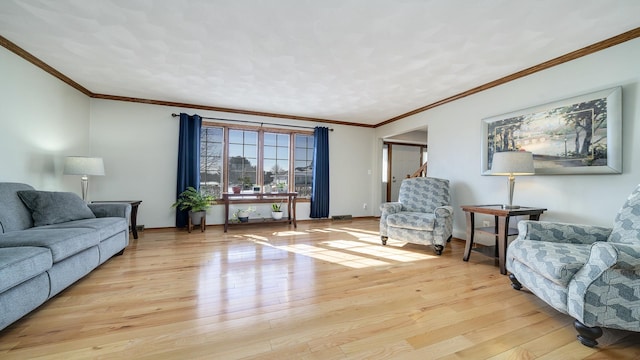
left=379, top=177, right=453, bottom=255
left=507, top=184, right=640, bottom=347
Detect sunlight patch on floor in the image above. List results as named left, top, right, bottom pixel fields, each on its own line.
left=233, top=224, right=436, bottom=268
left=323, top=240, right=437, bottom=262
left=275, top=243, right=390, bottom=268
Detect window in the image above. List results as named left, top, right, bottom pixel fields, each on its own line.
left=294, top=134, right=314, bottom=198
left=200, top=124, right=313, bottom=199
left=263, top=132, right=290, bottom=192
left=200, top=127, right=224, bottom=196
left=228, top=129, right=258, bottom=192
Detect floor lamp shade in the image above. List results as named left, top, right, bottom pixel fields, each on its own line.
left=63, top=156, right=105, bottom=201
left=490, top=151, right=534, bottom=209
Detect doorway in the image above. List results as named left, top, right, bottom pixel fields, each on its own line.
left=382, top=142, right=427, bottom=202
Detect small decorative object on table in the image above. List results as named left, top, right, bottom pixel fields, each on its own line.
left=234, top=207, right=256, bottom=223
left=271, top=201, right=283, bottom=220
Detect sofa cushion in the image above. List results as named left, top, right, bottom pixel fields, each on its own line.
left=386, top=212, right=435, bottom=231
left=0, top=183, right=35, bottom=233
left=17, top=190, right=95, bottom=227
left=38, top=217, right=128, bottom=242
left=0, top=228, right=99, bottom=262
left=0, top=246, right=52, bottom=293
left=509, top=240, right=591, bottom=287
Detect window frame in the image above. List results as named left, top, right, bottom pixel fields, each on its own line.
left=201, top=121, right=313, bottom=201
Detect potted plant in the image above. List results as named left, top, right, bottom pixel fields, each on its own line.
left=233, top=206, right=256, bottom=223
left=271, top=201, right=283, bottom=220
left=171, top=187, right=216, bottom=226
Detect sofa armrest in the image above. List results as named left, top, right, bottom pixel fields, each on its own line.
left=88, top=203, right=132, bottom=220
left=516, top=220, right=612, bottom=245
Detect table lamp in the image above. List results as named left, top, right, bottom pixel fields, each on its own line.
left=63, top=156, right=105, bottom=201
left=490, top=151, right=534, bottom=209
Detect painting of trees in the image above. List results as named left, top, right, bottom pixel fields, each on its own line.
left=482, top=87, right=621, bottom=174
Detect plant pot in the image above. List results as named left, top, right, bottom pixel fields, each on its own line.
left=232, top=185, right=241, bottom=194
left=237, top=210, right=251, bottom=222
left=271, top=211, right=283, bottom=220
left=189, top=210, right=206, bottom=225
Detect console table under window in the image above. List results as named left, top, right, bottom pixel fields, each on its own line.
left=222, top=192, right=297, bottom=232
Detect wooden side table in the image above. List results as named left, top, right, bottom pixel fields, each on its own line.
left=91, top=200, right=142, bottom=239
left=460, top=205, right=546, bottom=275
left=222, top=192, right=297, bottom=232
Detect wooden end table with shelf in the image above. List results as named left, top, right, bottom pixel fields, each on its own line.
left=461, top=204, right=546, bottom=275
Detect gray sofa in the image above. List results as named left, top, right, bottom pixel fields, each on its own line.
left=0, top=182, right=131, bottom=331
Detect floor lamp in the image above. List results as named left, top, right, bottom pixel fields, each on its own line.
left=490, top=151, right=534, bottom=209
left=63, top=156, right=105, bottom=202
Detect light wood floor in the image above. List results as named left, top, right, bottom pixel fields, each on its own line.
left=1, top=218, right=639, bottom=359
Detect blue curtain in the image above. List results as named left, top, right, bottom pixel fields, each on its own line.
left=175, top=113, right=202, bottom=227
left=310, top=127, right=329, bottom=218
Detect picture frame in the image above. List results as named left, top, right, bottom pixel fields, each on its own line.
left=481, top=87, right=622, bottom=175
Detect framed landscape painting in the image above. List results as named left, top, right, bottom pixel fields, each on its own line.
left=481, top=87, right=622, bottom=175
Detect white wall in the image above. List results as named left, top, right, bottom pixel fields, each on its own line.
left=89, top=100, right=376, bottom=228
left=376, top=38, right=640, bottom=239
left=0, top=46, right=90, bottom=191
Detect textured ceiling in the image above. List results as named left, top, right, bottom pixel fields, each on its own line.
left=1, top=0, right=639, bottom=126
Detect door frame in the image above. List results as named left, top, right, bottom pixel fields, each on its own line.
left=384, top=141, right=427, bottom=202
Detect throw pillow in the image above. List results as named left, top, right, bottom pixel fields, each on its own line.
left=17, top=190, right=96, bottom=227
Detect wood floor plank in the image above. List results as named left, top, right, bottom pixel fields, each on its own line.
left=0, top=218, right=638, bottom=359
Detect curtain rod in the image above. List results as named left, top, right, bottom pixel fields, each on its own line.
left=171, top=113, right=333, bottom=131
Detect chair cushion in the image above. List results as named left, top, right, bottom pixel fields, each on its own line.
left=17, top=190, right=96, bottom=227
left=509, top=240, right=591, bottom=287
left=608, top=184, right=640, bottom=245
left=386, top=212, right=435, bottom=231
left=0, top=246, right=52, bottom=293
left=398, top=177, right=450, bottom=213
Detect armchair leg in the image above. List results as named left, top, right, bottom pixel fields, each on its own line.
left=509, top=274, right=522, bottom=290
left=434, top=245, right=443, bottom=255
left=381, top=236, right=388, bottom=245
left=447, top=235, right=452, bottom=243
left=574, top=320, right=603, bottom=347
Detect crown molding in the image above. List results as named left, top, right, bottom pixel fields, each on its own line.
left=375, top=27, right=640, bottom=128
left=3, top=27, right=640, bottom=129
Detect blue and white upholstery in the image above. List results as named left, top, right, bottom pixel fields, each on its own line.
left=379, top=177, right=453, bottom=255
left=507, top=184, right=640, bottom=347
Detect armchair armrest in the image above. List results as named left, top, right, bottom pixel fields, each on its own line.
left=434, top=205, right=453, bottom=218
left=380, top=202, right=402, bottom=214
left=568, top=242, right=640, bottom=328
left=88, top=203, right=132, bottom=220
left=516, top=220, right=611, bottom=245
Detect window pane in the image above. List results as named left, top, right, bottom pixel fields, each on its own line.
left=200, top=126, right=224, bottom=198
left=228, top=129, right=258, bottom=191
left=263, top=132, right=290, bottom=192
left=264, top=133, right=276, bottom=146
left=294, top=134, right=314, bottom=198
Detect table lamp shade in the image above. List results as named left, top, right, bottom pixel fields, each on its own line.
left=490, top=151, right=534, bottom=209
left=63, top=156, right=104, bottom=201
left=490, top=151, right=534, bottom=175
left=63, top=157, right=105, bottom=176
